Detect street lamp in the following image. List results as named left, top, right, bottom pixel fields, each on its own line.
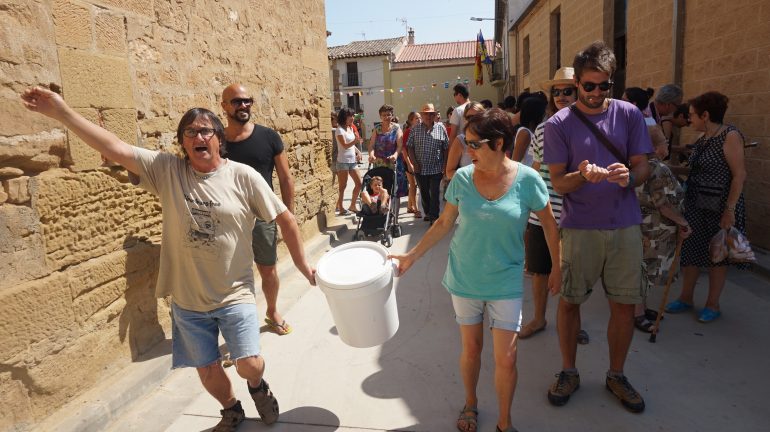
left=470, top=17, right=495, bottom=21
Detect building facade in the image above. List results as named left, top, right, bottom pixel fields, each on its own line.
left=390, top=39, right=499, bottom=126
left=328, top=37, right=407, bottom=137
left=496, top=0, right=770, bottom=248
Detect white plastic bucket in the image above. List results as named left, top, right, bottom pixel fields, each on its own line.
left=316, top=241, right=398, bottom=348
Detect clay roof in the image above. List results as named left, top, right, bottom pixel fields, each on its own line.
left=328, top=37, right=407, bottom=60
left=393, top=40, right=497, bottom=63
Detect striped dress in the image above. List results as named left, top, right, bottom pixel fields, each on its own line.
left=528, top=121, right=563, bottom=226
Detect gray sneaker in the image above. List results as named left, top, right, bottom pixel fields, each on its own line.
left=212, top=400, right=245, bottom=432
left=606, top=374, right=645, bottom=413
left=548, top=371, right=580, bottom=406
left=250, top=379, right=280, bottom=425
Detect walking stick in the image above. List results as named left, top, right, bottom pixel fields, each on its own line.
left=649, top=237, right=684, bottom=343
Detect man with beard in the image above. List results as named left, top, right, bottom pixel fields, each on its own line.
left=543, top=41, right=652, bottom=413
left=221, top=84, right=296, bottom=336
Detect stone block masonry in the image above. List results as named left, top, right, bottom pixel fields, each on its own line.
left=0, top=0, right=334, bottom=430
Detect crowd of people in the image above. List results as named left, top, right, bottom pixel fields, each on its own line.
left=21, top=36, right=750, bottom=432
left=338, top=40, right=750, bottom=431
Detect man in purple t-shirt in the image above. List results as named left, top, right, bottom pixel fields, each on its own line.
left=543, top=41, right=652, bottom=413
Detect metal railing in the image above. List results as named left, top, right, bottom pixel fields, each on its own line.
left=341, top=72, right=363, bottom=87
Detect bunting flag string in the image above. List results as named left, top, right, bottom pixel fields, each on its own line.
left=331, top=77, right=473, bottom=97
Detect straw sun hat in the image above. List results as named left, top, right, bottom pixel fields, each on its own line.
left=420, top=103, right=437, bottom=113
left=540, top=67, right=576, bottom=92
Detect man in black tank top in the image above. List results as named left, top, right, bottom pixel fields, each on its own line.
left=221, top=84, right=296, bottom=336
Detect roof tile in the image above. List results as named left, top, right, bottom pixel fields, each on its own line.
left=393, top=40, right=497, bottom=63
left=328, top=37, right=406, bottom=60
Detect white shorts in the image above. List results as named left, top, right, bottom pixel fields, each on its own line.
left=450, top=295, right=523, bottom=332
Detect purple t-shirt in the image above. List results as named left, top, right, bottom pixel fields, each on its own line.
left=543, top=100, right=652, bottom=229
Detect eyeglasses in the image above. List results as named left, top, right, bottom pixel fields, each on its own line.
left=229, top=97, right=254, bottom=107
left=579, top=80, right=613, bottom=92
left=551, top=87, right=576, bottom=97
left=183, top=127, right=216, bottom=139
left=466, top=138, right=490, bottom=150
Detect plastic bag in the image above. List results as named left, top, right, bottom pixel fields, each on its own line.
left=726, top=227, right=756, bottom=263
left=709, top=229, right=728, bottom=263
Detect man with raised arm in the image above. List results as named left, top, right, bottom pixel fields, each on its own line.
left=21, top=86, right=316, bottom=431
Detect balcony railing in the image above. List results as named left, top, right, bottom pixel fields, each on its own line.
left=341, top=72, right=363, bottom=87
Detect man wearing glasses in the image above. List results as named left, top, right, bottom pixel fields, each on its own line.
left=543, top=41, right=652, bottom=413
left=21, top=86, right=316, bottom=431
left=220, top=84, right=296, bottom=337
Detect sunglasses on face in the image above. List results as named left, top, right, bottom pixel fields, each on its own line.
left=466, top=138, right=490, bottom=150
left=579, top=80, right=613, bottom=92
left=183, top=127, right=215, bottom=138
left=551, top=87, right=576, bottom=97
left=229, top=97, right=254, bottom=107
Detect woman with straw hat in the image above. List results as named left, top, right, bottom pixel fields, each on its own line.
left=519, top=67, right=589, bottom=345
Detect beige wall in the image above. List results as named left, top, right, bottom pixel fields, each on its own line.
left=0, top=0, right=332, bottom=430
left=513, top=0, right=608, bottom=95
left=626, top=0, right=770, bottom=248
left=626, top=1, right=674, bottom=88
left=390, top=64, right=499, bottom=126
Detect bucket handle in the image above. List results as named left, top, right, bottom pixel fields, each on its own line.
left=389, top=258, right=399, bottom=277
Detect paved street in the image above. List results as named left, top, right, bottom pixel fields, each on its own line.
left=45, top=172, right=770, bottom=432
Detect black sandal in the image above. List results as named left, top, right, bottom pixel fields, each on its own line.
left=456, top=405, right=478, bottom=432
left=634, top=315, right=655, bottom=333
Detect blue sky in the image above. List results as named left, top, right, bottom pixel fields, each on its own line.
left=324, top=0, right=496, bottom=47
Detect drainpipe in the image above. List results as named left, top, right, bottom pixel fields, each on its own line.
left=672, top=0, right=685, bottom=85
left=512, top=29, right=519, bottom=96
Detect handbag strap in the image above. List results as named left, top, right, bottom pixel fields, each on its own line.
left=569, top=104, right=629, bottom=167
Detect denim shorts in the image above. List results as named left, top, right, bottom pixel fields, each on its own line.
left=336, top=162, right=357, bottom=171
left=450, top=295, right=523, bottom=332
left=252, top=219, right=277, bottom=266
left=171, top=302, right=262, bottom=368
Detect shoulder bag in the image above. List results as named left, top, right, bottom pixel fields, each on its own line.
left=569, top=104, right=629, bottom=167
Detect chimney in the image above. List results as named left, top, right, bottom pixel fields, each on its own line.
left=407, top=27, right=414, bottom=45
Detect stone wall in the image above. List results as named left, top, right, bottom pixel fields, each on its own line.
left=625, top=1, right=674, bottom=88
left=0, top=0, right=333, bottom=430
left=513, top=0, right=608, bottom=93
left=508, top=0, right=770, bottom=249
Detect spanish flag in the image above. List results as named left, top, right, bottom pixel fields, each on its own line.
left=475, top=31, right=492, bottom=85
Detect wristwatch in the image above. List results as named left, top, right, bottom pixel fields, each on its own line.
left=726, top=204, right=736, bottom=211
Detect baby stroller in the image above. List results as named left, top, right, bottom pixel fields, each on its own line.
left=353, top=165, right=402, bottom=247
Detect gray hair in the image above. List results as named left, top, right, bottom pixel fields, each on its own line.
left=655, top=84, right=683, bottom=104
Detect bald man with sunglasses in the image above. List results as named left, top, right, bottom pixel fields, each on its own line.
left=221, top=84, right=296, bottom=337
left=543, top=41, right=652, bottom=414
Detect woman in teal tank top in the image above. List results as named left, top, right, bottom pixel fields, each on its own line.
left=390, top=109, right=561, bottom=432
